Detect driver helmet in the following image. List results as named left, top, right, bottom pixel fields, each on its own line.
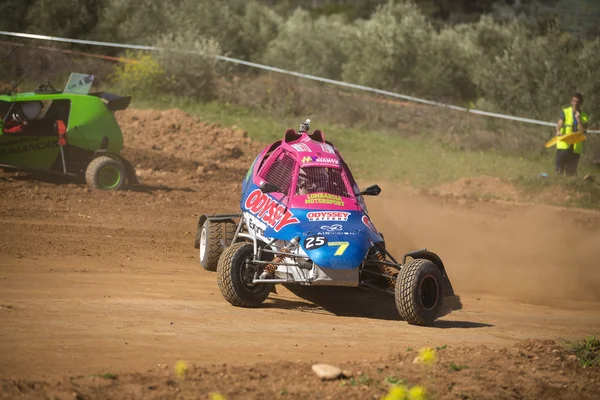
left=297, top=168, right=329, bottom=194
left=297, top=169, right=312, bottom=195
left=20, top=101, right=43, bottom=121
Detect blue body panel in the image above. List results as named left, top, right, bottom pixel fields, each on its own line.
left=240, top=179, right=383, bottom=271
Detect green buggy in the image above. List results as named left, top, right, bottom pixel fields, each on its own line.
left=0, top=73, right=137, bottom=190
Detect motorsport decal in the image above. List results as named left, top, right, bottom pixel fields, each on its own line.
left=247, top=215, right=267, bottom=237
left=307, top=211, right=350, bottom=221
left=328, top=241, right=349, bottom=256
left=304, top=235, right=327, bottom=250
left=305, top=193, right=345, bottom=206
left=292, top=143, right=311, bottom=152
left=362, top=215, right=378, bottom=234
left=319, top=143, right=335, bottom=154
left=317, top=231, right=358, bottom=236
left=244, top=189, right=299, bottom=232
left=303, top=229, right=359, bottom=236
left=0, top=136, right=39, bottom=148
left=320, top=224, right=343, bottom=231
left=301, top=156, right=339, bottom=165
left=0, top=139, right=59, bottom=156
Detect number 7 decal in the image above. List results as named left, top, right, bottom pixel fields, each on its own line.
left=328, top=241, right=349, bottom=256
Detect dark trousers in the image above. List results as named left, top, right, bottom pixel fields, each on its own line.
left=555, top=147, right=580, bottom=176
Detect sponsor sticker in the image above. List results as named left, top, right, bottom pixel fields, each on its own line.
left=292, top=143, right=311, bottom=152
left=328, top=241, right=349, bottom=256
left=304, top=235, right=328, bottom=250
left=247, top=215, right=266, bottom=237
left=307, top=211, right=350, bottom=221
left=315, top=232, right=358, bottom=236
left=320, top=224, right=343, bottom=231
left=305, top=193, right=345, bottom=206
left=301, top=155, right=339, bottom=165
left=362, top=215, right=378, bottom=234
left=0, top=138, right=59, bottom=156
left=244, top=189, right=299, bottom=232
left=320, top=143, right=335, bottom=154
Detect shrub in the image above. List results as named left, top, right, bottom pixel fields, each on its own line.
left=111, top=51, right=169, bottom=96
left=414, top=24, right=479, bottom=103
left=262, top=9, right=352, bottom=80
left=94, top=0, right=172, bottom=44
left=342, top=1, right=432, bottom=93
left=238, top=1, right=283, bottom=62
left=153, top=32, right=224, bottom=100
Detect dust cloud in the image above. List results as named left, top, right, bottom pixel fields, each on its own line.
left=366, top=182, right=600, bottom=305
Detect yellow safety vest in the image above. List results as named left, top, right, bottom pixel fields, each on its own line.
left=558, top=106, right=589, bottom=154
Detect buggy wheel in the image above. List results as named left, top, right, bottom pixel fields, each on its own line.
left=217, top=242, right=272, bottom=307
left=395, top=259, right=444, bottom=326
left=85, top=156, right=127, bottom=190
left=199, top=220, right=236, bottom=272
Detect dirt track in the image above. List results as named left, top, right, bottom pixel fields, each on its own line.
left=1, top=109, right=599, bottom=399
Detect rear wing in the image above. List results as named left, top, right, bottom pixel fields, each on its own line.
left=90, top=92, right=132, bottom=111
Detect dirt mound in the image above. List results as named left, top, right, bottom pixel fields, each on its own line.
left=115, top=108, right=264, bottom=185
left=1, top=339, right=598, bottom=400
left=435, top=175, right=520, bottom=201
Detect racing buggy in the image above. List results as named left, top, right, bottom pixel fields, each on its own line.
left=0, top=73, right=137, bottom=190
left=195, top=119, right=459, bottom=325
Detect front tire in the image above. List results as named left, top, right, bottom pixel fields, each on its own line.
left=395, top=259, right=444, bottom=326
left=85, top=156, right=127, bottom=190
left=199, top=220, right=236, bottom=271
left=217, top=242, right=272, bottom=307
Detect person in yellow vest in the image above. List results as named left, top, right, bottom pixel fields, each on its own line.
left=555, top=93, right=589, bottom=176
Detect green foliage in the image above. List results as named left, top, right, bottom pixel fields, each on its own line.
left=384, top=375, right=405, bottom=385
left=415, top=24, right=479, bottom=102
left=566, top=335, right=600, bottom=368
left=163, top=0, right=241, bottom=57
left=94, top=0, right=173, bottom=44
left=239, top=1, right=283, bottom=62
left=111, top=51, right=169, bottom=96
left=96, top=372, right=118, bottom=380
left=473, top=27, right=590, bottom=119
left=25, top=0, right=103, bottom=38
left=512, top=173, right=600, bottom=209
left=12, top=0, right=599, bottom=123
left=342, top=1, right=432, bottom=93
left=153, top=33, right=223, bottom=100
left=340, top=374, right=373, bottom=387
left=449, top=362, right=468, bottom=371
left=262, top=9, right=351, bottom=80
left=0, top=0, right=36, bottom=32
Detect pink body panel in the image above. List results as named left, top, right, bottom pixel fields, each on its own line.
left=252, top=131, right=360, bottom=211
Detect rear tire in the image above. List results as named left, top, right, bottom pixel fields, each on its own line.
left=199, top=220, right=236, bottom=271
left=395, top=259, right=444, bottom=326
left=217, top=242, right=272, bottom=307
left=85, top=156, right=127, bottom=191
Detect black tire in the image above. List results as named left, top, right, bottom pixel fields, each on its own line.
left=199, top=220, right=236, bottom=271
left=395, top=259, right=444, bottom=326
left=85, top=156, right=127, bottom=191
left=217, top=242, right=272, bottom=307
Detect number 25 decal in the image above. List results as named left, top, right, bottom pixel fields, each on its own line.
left=304, top=235, right=327, bottom=250
left=328, top=241, right=349, bottom=256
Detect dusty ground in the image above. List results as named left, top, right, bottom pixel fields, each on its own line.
left=1, top=109, right=599, bottom=399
